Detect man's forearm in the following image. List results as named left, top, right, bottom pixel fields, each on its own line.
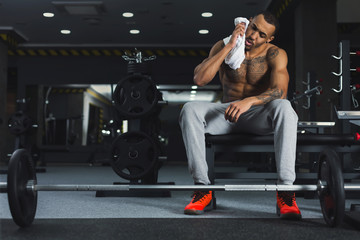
left=247, top=88, right=284, bottom=106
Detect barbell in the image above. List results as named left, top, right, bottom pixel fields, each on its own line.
left=1, top=148, right=359, bottom=228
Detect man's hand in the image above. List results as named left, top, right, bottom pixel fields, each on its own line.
left=224, top=99, right=253, bottom=122
left=227, top=22, right=246, bottom=49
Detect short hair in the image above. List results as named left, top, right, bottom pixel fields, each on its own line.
left=255, top=11, right=279, bottom=36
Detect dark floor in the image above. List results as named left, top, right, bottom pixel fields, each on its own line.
left=1, top=218, right=360, bottom=240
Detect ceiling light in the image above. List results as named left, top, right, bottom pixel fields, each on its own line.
left=191, top=85, right=198, bottom=89
left=199, top=29, right=209, bottom=34
left=122, top=12, right=134, bottom=17
left=43, top=12, right=55, bottom=18
left=201, top=12, right=213, bottom=17
left=61, top=29, right=71, bottom=34
left=52, top=1, right=106, bottom=15
left=130, top=29, right=140, bottom=34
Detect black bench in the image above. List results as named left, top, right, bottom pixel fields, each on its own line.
left=205, top=133, right=360, bottom=184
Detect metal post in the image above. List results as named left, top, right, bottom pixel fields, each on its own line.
left=0, top=182, right=7, bottom=193
left=341, top=40, right=351, bottom=132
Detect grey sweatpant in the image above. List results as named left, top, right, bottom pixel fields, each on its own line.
left=179, top=99, right=298, bottom=185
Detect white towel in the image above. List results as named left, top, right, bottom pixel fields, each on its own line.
left=223, top=17, right=249, bottom=70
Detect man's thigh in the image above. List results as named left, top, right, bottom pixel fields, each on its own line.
left=233, top=104, right=274, bottom=135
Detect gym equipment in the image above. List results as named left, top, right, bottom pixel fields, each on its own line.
left=113, top=74, right=160, bottom=119
left=350, top=51, right=360, bottom=56
left=1, top=148, right=359, bottom=228
left=8, top=111, right=33, bottom=135
left=110, top=131, right=159, bottom=180
left=318, top=148, right=345, bottom=227
left=6, top=149, right=38, bottom=228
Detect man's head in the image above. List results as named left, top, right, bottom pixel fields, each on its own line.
left=244, top=11, right=279, bottom=51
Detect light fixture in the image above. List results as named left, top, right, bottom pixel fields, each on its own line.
left=52, top=1, right=106, bottom=15
left=130, top=29, right=140, bottom=34
left=199, top=29, right=209, bottom=34
left=122, top=12, right=134, bottom=17
left=191, top=85, right=198, bottom=89
left=201, top=12, right=213, bottom=17
left=61, top=29, right=71, bottom=34
left=43, top=12, right=55, bottom=18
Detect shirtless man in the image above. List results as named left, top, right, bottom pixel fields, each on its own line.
left=179, top=11, right=301, bottom=219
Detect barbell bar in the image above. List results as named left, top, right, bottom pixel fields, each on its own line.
left=0, top=180, right=359, bottom=193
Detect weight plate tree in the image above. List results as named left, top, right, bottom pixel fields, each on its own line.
left=8, top=111, right=33, bottom=135
left=111, top=131, right=158, bottom=180
left=113, top=74, right=159, bottom=119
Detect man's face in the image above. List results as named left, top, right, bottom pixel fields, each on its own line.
left=244, top=14, right=275, bottom=51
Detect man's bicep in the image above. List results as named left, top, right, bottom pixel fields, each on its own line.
left=270, top=68, right=289, bottom=98
left=269, top=48, right=289, bottom=98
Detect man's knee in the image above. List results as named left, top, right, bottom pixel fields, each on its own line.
left=179, top=102, right=198, bottom=125
left=270, top=99, right=298, bottom=121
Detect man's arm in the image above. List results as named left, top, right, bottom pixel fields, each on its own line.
left=193, top=23, right=246, bottom=86
left=254, top=47, right=289, bottom=102
left=225, top=47, right=290, bottom=122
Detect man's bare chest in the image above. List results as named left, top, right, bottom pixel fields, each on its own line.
left=224, top=55, right=270, bottom=85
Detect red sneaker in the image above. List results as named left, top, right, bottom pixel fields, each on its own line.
left=184, top=190, right=213, bottom=215
left=276, top=191, right=302, bottom=220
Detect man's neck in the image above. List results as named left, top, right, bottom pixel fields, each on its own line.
left=245, top=44, right=268, bottom=58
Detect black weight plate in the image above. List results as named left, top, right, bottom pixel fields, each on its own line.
left=111, top=131, right=158, bottom=180
left=8, top=111, right=32, bottom=135
left=7, top=149, right=38, bottom=228
left=318, top=148, right=345, bottom=227
left=113, top=75, right=158, bottom=119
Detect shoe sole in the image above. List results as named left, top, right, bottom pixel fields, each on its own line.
left=184, top=209, right=204, bottom=215
left=279, top=213, right=302, bottom=220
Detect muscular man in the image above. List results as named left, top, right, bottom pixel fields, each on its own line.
left=179, top=11, right=301, bottom=219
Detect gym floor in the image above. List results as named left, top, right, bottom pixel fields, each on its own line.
left=1, top=163, right=360, bottom=240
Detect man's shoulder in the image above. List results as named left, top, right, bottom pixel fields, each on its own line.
left=265, top=45, right=287, bottom=61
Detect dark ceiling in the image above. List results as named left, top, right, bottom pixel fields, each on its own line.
left=0, top=0, right=273, bottom=48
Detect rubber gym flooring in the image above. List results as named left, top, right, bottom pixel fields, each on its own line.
left=1, top=163, right=359, bottom=240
